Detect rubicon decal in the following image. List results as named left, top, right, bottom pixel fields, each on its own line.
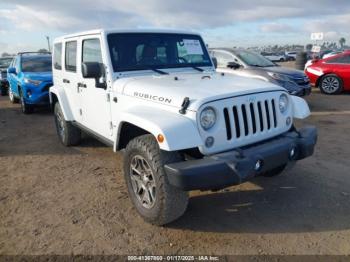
left=133, top=92, right=172, bottom=103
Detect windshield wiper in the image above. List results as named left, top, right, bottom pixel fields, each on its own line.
left=189, top=65, right=204, bottom=72
left=146, top=67, right=169, bottom=75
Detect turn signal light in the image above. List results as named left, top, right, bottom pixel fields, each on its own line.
left=157, top=134, right=164, bottom=143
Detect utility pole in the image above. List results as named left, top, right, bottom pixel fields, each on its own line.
left=46, top=36, right=51, bottom=52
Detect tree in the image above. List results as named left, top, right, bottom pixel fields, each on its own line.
left=38, top=48, right=48, bottom=53
left=1, top=52, right=12, bottom=57
left=339, top=37, right=346, bottom=48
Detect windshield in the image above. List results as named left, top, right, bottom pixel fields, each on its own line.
left=107, top=33, right=212, bottom=72
left=21, top=55, right=52, bottom=72
left=0, top=58, right=13, bottom=68
left=236, top=50, right=275, bottom=67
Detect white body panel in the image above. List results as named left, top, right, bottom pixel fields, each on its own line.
left=50, top=29, right=312, bottom=156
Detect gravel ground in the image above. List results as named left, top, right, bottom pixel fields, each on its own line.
left=0, top=86, right=350, bottom=256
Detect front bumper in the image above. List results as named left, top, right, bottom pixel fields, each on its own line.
left=165, top=126, right=317, bottom=191
left=22, top=82, right=52, bottom=105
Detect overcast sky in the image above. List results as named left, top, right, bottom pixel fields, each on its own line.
left=1, top=0, right=350, bottom=53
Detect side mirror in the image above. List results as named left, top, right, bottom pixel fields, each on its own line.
left=211, top=57, right=218, bottom=69
left=8, top=67, right=16, bottom=74
left=82, top=62, right=106, bottom=89
left=226, top=61, right=241, bottom=69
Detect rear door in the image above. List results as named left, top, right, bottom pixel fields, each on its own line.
left=78, top=36, right=112, bottom=140
left=62, top=39, right=82, bottom=122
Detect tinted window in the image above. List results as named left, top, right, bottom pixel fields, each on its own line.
left=65, top=41, right=77, bottom=72
left=21, top=56, right=52, bottom=72
left=54, top=43, right=62, bottom=70
left=237, top=50, right=275, bottom=67
left=82, top=39, right=102, bottom=63
left=327, top=54, right=350, bottom=64
left=107, top=33, right=211, bottom=72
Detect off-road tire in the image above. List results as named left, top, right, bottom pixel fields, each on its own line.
left=262, top=164, right=286, bottom=177
left=19, top=89, right=33, bottom=114
left=9, top=88, right=19, bottom=103
left=54, top=102, right=81, bottom=146
left=319, top=74, right=343, bottom=95
left=124, top=134, right=189, bottom=225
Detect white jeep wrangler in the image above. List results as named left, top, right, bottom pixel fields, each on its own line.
left=50, top=29, right=317, bottom=225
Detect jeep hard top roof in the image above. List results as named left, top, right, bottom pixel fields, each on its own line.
left=54, top=29, right=201, bottom=42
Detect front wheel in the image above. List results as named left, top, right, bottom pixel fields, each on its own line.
left=19, top=90, right=33, bottom=114
left=124, top=134, right=189, bottom=225
left=54, top=102, right=81, bottom=146
left=9, top=88, right=19, bottom=103
left=319, top=74, right=343, bottom=94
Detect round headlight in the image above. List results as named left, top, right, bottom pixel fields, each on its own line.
left=200, top=107, right=216, bottom=130
left=279, top=94, right=289, bottom=114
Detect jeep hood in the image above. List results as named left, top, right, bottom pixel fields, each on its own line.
left=117, top=72, right=285, bottom=111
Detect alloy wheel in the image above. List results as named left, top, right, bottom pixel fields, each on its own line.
left=321, top=76, right=340, bottom=94
left=129, top=155, right=157, bottom=209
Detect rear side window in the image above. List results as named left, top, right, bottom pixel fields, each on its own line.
left=54, top=43, right=62, bottom=70
left=65, top=41, right=77, bottom=72
left=82, top=39, right=102, bottom=63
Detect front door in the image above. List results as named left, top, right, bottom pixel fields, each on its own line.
left=78, top=37, right=112, bottom=140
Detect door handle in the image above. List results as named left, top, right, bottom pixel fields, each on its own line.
left=77, top=82, right=87, bottom=88
left=63, top=79, right=70, bottom=83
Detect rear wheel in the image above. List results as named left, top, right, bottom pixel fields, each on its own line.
left=54, top=102, right=81, bottom=146
left=124, top=134, right=188, bottom=225
left=319, top=74, right=343, bottom=94
left=19, top=89, right=33, bottom=114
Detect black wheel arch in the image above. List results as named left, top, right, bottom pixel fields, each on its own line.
left=116, top=122, right=151, bottom=150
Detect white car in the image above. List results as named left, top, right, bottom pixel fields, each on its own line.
left=285, top=51, right=297, bottom=60
left=261, top=52, right=285, bottom=62
left=50, top=29, right=317, bottom=225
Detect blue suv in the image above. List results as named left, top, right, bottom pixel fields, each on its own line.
left=7, top=52, right=53, bottom=114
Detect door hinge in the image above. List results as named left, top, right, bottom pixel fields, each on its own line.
left=79, top=109, right=83, bottom=116
left=107, top=93, right=111, bottom=102
left=109, top=121, right=113, bottom=130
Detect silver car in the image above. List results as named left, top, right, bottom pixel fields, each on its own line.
left=209, top=48, right=311, bottom=96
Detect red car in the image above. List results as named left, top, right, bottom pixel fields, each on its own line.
left=305, top=50, right=350, bottom=94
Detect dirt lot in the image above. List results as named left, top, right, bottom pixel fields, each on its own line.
left=1, top=87, right=350, bottom=255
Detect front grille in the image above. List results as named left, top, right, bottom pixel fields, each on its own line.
left=223, top=98, right=278, bottom=140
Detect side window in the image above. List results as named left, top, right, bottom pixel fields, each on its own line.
left=65, top=41, right=77, bottom=72
left=54, top=43, right=62, bottom=70
left=343, top=55, right=350, bottom=64
left=215, top=51, right=234, bottom=68
left=82, top=39, right=103, bottom=63
left=326, top=55, right=350, bottom=64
